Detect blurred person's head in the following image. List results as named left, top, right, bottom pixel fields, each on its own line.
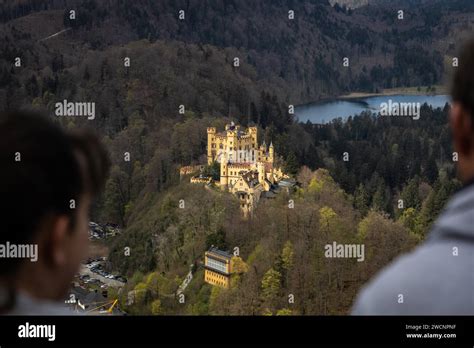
left=451, top=39, right=474, bottom=183
left=0, top=111, right=109, bottom=309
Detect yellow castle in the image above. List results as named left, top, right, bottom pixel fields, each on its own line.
left=203, top=122, right=286, bottom=215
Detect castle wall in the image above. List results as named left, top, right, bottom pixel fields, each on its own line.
left=207, top=125, right=258, bottom=164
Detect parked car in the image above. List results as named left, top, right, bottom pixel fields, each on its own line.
left=88, top=279, right=101, bottom=285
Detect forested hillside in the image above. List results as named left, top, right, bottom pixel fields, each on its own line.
left=2, top=0, right=473, bottom=115
left=110, top=169, right=422, bottom=315
left=105, top=106, right=460, bottom=314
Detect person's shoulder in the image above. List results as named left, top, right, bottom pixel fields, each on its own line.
left=7, top=292, right=78, bottom=316
left=352, top=240, right=473, bottom=315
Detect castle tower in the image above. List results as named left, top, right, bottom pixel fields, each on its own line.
left=220, top=159, right=228, bottom=189
left=248, top=127, right=258, bottom=163
left=258, top=141, right=266, bottom=162
left=226, top=127, right=238, bottom=163
left=269, top=142, right=274, bottom=163
left=257, top=161, right=266, bottom=184
left=207, top=127, right=217, bottom=165
left=248, top=126, right=258, bottom=146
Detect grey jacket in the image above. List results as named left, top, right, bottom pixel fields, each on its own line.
left=5, top=291, right=76, bottom=315
left=352, top=183, right=474, bottom=315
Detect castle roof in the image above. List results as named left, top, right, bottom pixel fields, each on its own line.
left=262, top=162, right=273, bottom=172
left=241, top=170, right=260, bottom=188
left=214, top=123, right=255, bottom=139
left=278, top=179, right=297, bottom=187
left=236, top=130, right=249, bottom=138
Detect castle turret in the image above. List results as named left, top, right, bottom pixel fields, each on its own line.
left=248, top=127, right=258, bottom=144
left=257, top=161, right=266, bottom=184
left=220, top=159, right=228, bottom=189
left=225, top=129, right=238, bottom=163
left=269, top=141, right=274, bottom=163
left=207, top=127, right=217, bottom=165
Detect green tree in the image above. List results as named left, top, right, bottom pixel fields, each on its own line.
left=400, top=177, right=421, bottom=210
left=284, top=152, right=299, bottom=176
left=204, top=161, right=220, bottom=181
left=134, top=282, right=148, bottom=304
left=206, top=227, right=227, bottom=250
left=231, top=256, right=249, bottom=274
left=102, top=165, right=129, bottom=225
left=423, top=156, right=438, bottom=184
left=276, top=308, right=293, bottom=315
left=261, top=268, right=282, bottom=301
left=354, top=183, right=369, bottom=216
left=281, top=241, right=294, bottom=271
left=151, top=299, right=162, bottom=315
left=319, top=206, right=337, bottom=232
left=371, top=181, right=389, bottom=213
left=399, top=207, right=418, bottom=233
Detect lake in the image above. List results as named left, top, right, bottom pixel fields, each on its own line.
left=295, top=94, right=451, bottom=124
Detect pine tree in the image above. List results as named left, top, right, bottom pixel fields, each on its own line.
left=354, top=183, right=369, bottom=216
left=261, top=268, right=282, bottom=301
left=423, top=156, right=438, bottom=184
left=400, top=177, right=421, bottom=210
left=371, top=181, right=387, bottom=212
left=284, top=152, right=299, bottom=176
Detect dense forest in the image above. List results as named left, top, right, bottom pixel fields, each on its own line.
left=0, top=0, right=471, bottom=314
left=105, top=106, right=460, bottom=315
left=2, top=0, right=473, bottom=115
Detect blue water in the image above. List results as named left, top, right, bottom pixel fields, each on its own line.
left=295, top=94, right=451, bottom=124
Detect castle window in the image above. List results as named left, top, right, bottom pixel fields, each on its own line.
left=207, top=258, right=227, bottom=274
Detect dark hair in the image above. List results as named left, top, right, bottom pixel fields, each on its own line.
left=0, top=111, right=110, bottom=276
left=451, top=39, right=474, bottom=116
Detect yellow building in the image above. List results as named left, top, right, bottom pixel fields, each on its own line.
left=204, top=247, right=233, bottom=289
left=207, top=122, right=258, bottom=165
left=190, top=122, right=287, bottom=216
